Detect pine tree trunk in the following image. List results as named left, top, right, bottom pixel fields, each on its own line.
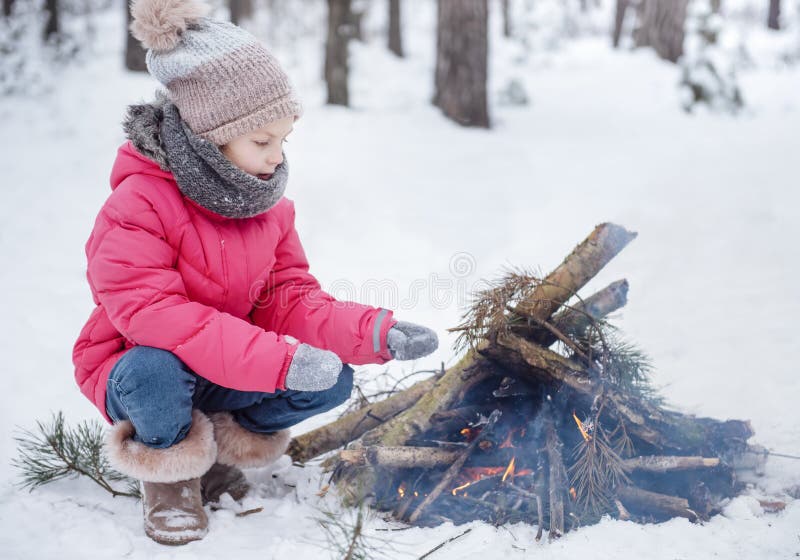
left=43, top=0, right=58, bottom=40
left=2, top=0, right=14, bottom=17
left=325, top=0, right=352, bottom=106
left=502, top=0, right=512, bottom=37
left=433, top=0, right=490, bottom=128
left=388, top=0, right=404, bottom=57
left=125, top=1, right=147, bottom=72
left=634, top=0, right=690, bottom=63
left=229, top=0, right=254, bottom=26
left=612, top=0, right=629, bottom=48
left=767, top=0, right=781, bottom=30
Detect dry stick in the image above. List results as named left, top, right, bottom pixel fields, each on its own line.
left=543, top=401, right=567, bottom=539
left=407, top=410, right=502, bottom=524
left=339, top=446, right=460, bottom=469
left=287, top=376, right=436, bottom=463
left=616, top=485, right=699, bottom=522
left=621, top=456, right=720, bottom=473
left=417, top=528, right=473, bottom=560
left=515, top=279, right=630, bottom=347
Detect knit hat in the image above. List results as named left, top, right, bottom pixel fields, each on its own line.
left=129, top=0, right=303, bottom=146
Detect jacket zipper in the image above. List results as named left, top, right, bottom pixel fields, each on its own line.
left=216, top=224, right=229, bottom=310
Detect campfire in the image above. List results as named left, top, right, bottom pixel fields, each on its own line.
left=287, top=223, right=763, bottom=537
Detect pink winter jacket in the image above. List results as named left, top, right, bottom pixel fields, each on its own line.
left=73, top=141, right=397, bottom=423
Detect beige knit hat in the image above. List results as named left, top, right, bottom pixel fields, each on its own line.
left=129, top=0, right=303, bottom=146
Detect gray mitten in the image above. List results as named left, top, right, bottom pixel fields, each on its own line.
left=386, top=321, right=439, bottom=361
left=284, top=343, right=343, bottom=391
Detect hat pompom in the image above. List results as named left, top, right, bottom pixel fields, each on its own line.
left=130, top=0, right=211, bottom=52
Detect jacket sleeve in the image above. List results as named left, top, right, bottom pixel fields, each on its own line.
left=250, top=200, right=397, bottom=365
left=88, top=193, right=297, bottom=393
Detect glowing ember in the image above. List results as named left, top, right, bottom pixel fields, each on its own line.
left=451, top=482, right=472, bottom=496
left=397, top=484, right=406, bottom=499
left=460, top=428, right=471, bottom=437
left=569, top=487, right=577, bottom=500
left=573, top=412, right=592, bottom=441
left=499, top=430, right=515, bottom=449
left=501, top=456, right=516, bottom=482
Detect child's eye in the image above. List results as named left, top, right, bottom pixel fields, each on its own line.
left=254, top=138, right=289, bottom=146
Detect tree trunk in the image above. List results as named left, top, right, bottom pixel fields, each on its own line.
left=710, top=0, right=722, bottom=13
left=612, top=0, right=629, bottom=48
left=229, top=0, right=254, bottom=26
left=43, top=0, right=58, bottom=40
left=388, top=0, right=403, bottom=57
left=125, top=1, right=147, bottom=72
left=767, top=0, right=781, bottom=30
left=3, top=0, right=15, bottom=17
left=433, top=0, right=490, bottom=128
left=325, top=0, right=352, bottom=106
left=501, top=0, right=512, bottom=37
left=634, top=0, right=690, bottom=63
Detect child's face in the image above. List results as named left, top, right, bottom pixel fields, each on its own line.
left=219, top=116, right=295, bottom=180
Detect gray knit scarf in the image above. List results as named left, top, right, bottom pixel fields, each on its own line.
left=123, top=92, right=288, bottom=219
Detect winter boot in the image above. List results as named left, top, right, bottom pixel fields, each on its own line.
left=105, top=410, right=217, bottom=546
left=203, top=412, right=291, bottom=504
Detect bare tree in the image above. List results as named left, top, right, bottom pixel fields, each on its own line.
left=612, top=0, right=629, bottom=48
left=501, top=0, right=511, bottom=37
left=229, top=0, right=254, bottom=26
left=433, top=0, right=489, bottom=128
left=325, top=0, right=353, bottom=106
left=43, top=0, right=58, bottom=40
left=125, top=0, right=147, bottom=72
left=634, top=0, right=690, bottom=63
left=388, top=0, right=403, bottom=56
left=767, top=0, right=781, bottom=30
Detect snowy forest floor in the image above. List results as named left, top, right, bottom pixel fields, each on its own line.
left=0, top=2, right=798, bottom=559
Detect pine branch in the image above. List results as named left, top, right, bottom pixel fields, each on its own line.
left=12, top=411, right=140, bottom=499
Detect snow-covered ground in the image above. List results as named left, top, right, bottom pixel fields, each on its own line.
left=0, top=1, right=798, bottom=558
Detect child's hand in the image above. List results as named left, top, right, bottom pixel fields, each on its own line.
left=284, top=344, right=343, bottom=391
left=387, top=321, right=439, bottom=361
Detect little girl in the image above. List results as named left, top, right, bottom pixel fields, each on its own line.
left=72, top=0, right=437, bottom=546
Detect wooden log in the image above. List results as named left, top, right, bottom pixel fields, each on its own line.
left=482, top=331, right=754, bottom=453
left=544, top=401, right=567, bottom=539
left=406, top=410, right=502, bottom=524
left=622, top=455, right=720, bottom=473
left=287, top=375, right=437, bottom=463
left=514, top=224, right=637, bottom=321
left=360, top=355, right=496, bottom=447
left=513, top=279, right=629, bottom=346
left=339, top=446, right=460, bottom=468
left=616, top=485, right=698, bottom=522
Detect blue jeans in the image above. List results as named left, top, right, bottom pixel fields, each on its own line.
left=106, top=345, right=354, bottom=449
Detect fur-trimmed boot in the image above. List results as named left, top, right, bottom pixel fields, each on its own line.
left=202, top=412, right=291, bottom=504
left=105, top=410, right=217, bottom=546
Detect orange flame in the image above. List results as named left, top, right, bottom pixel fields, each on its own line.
left=573, top=413, right=592, bottom=441
left=397, top=483, right=406, bottom=499
left=451, top=482, right=472, bottom=496
left=501, top=456, right=516, bottom=482
left=569, top=487, right=577, bottom=500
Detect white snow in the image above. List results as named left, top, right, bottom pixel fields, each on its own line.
left=0, top=1, right=798, bottom=558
